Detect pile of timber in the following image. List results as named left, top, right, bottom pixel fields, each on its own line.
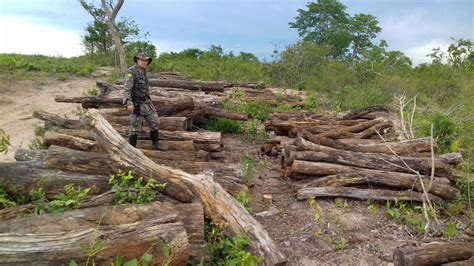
left=0, top=109, right=287, bottom=264
left=262, top=107, right=463, bottom=203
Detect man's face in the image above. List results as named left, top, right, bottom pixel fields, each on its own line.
left=137, top=58, right=149, bottom=69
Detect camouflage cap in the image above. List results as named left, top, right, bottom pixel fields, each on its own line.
left=133, top=53, right=153, bottom=65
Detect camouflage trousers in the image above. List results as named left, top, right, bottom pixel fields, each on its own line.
left=129, top=100, right=159, bottom=135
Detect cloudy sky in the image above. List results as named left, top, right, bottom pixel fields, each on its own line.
left=0, top=0, right=472, bottom=64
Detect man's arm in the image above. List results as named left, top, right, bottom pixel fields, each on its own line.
left=123, top=69, right=134, bottom=113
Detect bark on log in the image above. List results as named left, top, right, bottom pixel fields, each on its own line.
left=297, top=186, right=443, bottom=203
left=56, top=95, right=194, bottom=115
left=341, top=105, right=390, bottom=120
left=106, top=115, right=192, bottom=131
left=302, top=170, right=459, bottom=200
left=0, top=202, right=189, bottom=265
left=33, top=110, right=81, bottom=129
left=81, top=109, right=287, bottom=265
left=393, top=242, right=474, bottom=266
left=43, top=131, right=101, bottom=152
left=116, top=79, right=225, bottom=92
left=137, top=139, right=195, bottom=151
left=300, top=129, right=435, bottom=156
left=287, top=149, right=458, bottom=179
left=201, top=106, right=248, bottom=121
left=142, top=149, right=210, bottom=162
left=0, top=161, right=110, bottom=198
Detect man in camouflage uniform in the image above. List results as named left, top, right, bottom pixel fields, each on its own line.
left=123, top=53, right=166, bottom=151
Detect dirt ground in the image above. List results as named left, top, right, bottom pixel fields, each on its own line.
left=0, top=72, right=101, bottom=162
left=1, top=71, right=472, bottom=265
left=222, top=135, right=473, bottom=265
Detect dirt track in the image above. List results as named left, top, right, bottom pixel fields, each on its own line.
left=0, top=73, right=97, bottom=161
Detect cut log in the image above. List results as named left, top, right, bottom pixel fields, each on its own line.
left=287, top=149, right=459, bottom=179
left=56, top=95, right=194, bottom=115
left=302, top=170, right=459, bottom=200
left=142, top=149, right=210, bottom=162
left=43, top=131, right=101, bottom=152
left=393, top=242, right=474, bottom=266
left=105, top=115, right=192, bottom=131
left=341, top=105, right=390, bottom=120
left=137, top=139, right=195, bottom=151
left=81, top=109, right=287, bottom=264
left=33, top=110, right=81, bottom=129
left=0, top=202, right=189, bottom=265
left=201, top=106, right=248, bottom=121
left=0, top=161, right=110, bottom=198
left=116, top=78, right=225, bottom=92
left=297, top=186, right=443, bottom=203
left=300, top=129, right=435, bottom=156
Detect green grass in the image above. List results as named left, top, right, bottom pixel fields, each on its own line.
left=0, top=54, right=97, bottom=75
left=204, top=117, right=243, bottom=134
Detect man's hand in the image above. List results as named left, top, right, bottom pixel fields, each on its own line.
left=127, top=104, right=134, bottom=113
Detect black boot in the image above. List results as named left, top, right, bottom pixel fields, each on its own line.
left=128, top=134, right=138, bottom=147
left=150, top=130, right=167, bottom=151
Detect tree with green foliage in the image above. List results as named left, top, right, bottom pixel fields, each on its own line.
left=289, top=0, right=381, bottom=59
left=428, top=38, right=473, bottom=70
left=79, top=0, right=153, bottom=72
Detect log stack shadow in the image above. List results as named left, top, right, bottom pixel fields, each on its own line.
left=261, top=107, right=463, bottom=203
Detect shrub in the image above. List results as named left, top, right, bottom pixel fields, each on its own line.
left=204, top=118, right=242, bottom=134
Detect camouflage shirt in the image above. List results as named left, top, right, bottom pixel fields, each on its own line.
left=123, top=65, right=150, bottom=106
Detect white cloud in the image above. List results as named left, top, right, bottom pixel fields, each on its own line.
left=0, top=16, right=84, bottom=57
left=404, top=40, right=450, bottom=65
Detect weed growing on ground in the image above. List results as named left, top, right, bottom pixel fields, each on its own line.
left=204, top=117, right=242, bottom=134
left=204, top=221, right=262, bottom=265
left=241, top=152, right=266, bottom=185
left=109, top=170, right=166, bottom=205
left=0, top=128, right=10, bottom=154
left=236, top=191, right=253, bottom=213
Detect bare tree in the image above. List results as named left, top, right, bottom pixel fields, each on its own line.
left=101, top=0, right=127, bottom=74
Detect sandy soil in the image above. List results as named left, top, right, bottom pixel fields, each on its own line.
left=0, top=73, right=97, bottom=161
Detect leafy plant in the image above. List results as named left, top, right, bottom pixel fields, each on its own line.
left=444, top=220, right=456, bottom=239
left=83, top=87, right=98, bottom=96
left=58, top=73, right=69, bottom=81
left=0, top=128, right=10, bottom=154
left=244, top=119, right=268, bottom=143
left=204, top=222, right=262, bottom=265
left=241, top=153, right=265, bottom=185
left=29, top=123, right=47, bottom=150
left=204, top=118, right=242, bottom=134
left=421, top=112, right=459, bottom=153
left=0, top=185, right=16, bottom=208
left=109, top=170, right=166, bottom=205
left=236, top=191, right=253, bottom=213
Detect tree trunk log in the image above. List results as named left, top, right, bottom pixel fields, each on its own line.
left=0, top=161, right=110, bottom=198
left=300, top=129, right=435, bottom=156
left=137, top=139, right=195, bottom=151
left=341, top=105, right=390, bottom=120
left=297, top=186, right=443, bottom=203
left=201, top=106, right=248, bottom=121
left=56, top=95, right=194, bottom=115
left=116, top=79, right=225, bottom=92
left=393, top=242, right=474, bottom=266
left=105, top=115, right=192, bottom=131
left=43, top=131, right=101, bottom=152
left=33, top=110, right=81, bottom=129
left=81, top=109, right=287, bottom=265
left=287, top=149, right=458, bottom=179
left=0, top=202, right=189, bottom=265
left=302, top=170, right=459, bottom=200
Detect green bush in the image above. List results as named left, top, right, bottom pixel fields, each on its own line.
left=109, top=170, right=166, bottom=204
left=420, top=113, right=459, bottom=153
left=204, top=118, right=243, bottom=134
left=0, top=54, right=97, bottom=75
left=204, top=222, right=262, bottom=265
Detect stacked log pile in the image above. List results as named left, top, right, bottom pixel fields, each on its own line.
left=262, top=107, right=462, bottom=203
left=0, top=110, right=287, bottom=264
